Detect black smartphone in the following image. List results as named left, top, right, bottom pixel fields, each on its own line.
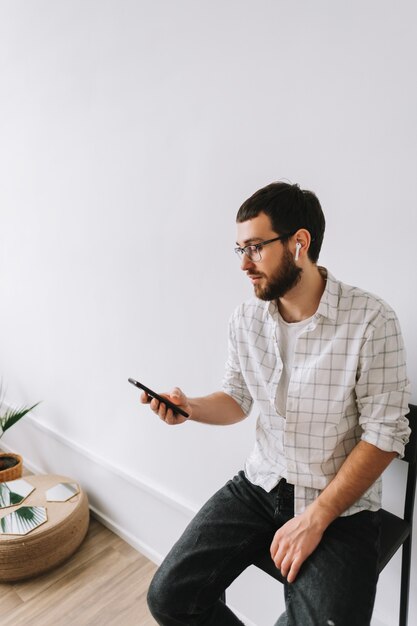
left=128, top=378, right=190, bottom=418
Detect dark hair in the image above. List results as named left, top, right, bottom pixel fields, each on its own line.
left=236, top=182, right=325, bottom=263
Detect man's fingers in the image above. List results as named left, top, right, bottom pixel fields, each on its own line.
left=271, top=549, right=303, bottom=582
left=273, top=550, right=286, bottom=571
left=270, top=534, right=299, bottom=580
left=270, top=533, right=280, bottom=559
left=147, top=393, right=186, bottom=424
left=280, top=551, right=298, bottom=578
left=287, top=556, right=303, bottom=584
left=158, top=401, right=167, bottom=420
left=271, top=541, right=284, bottom=570
left=165, top=408, right=176, bottom=424
left=150, top=397, right=176, bottom=422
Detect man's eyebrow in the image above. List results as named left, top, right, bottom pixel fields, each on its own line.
left=235, top=237, right=264, bottom=246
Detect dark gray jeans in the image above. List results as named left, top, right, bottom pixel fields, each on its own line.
left=147, top=471, right=381, bottom=626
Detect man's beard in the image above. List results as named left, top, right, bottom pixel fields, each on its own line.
left=251, top=247, right=302, bottom=301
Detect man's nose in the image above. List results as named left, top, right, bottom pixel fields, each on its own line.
left=241, top=253, right=255, bottom=271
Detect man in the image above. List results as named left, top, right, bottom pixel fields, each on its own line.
left=145, top=182, right=410, bottom=626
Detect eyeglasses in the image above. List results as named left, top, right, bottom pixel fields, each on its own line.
left=234, top=232, right=296, bottom=262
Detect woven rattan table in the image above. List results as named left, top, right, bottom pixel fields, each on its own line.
left=0, top=473, right=89, bottom=582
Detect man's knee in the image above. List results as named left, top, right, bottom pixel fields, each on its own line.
left=147, top=565, right=174, bottom=619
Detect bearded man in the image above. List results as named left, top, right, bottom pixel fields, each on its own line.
left=145, top=181, right=410, bottom=626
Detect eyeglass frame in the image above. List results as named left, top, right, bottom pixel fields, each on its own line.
left=234, top=231, right=297, bottom=262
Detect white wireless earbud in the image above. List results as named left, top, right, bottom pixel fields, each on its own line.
left=295, top=242, right=302, bottom=261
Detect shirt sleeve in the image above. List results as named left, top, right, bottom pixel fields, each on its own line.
left=221, top=310, right=254, bottom=416
left=356, top=309, right=411, bottom=457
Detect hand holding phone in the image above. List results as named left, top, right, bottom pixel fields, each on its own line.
left=128, top=378, right=190, bottom=419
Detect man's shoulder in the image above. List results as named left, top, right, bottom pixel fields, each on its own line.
left=335, top=275, right=398, bottom=325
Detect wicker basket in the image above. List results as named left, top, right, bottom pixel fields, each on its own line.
left=0, top=473, right=89, bottom=582
left=0, top=453, right=23, bottom=483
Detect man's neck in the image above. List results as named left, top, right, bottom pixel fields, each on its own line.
left=277, top=265, right=326, bottom=323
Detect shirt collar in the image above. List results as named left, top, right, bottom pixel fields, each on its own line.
left=264, top=266, right=340, bottom=323
left=315, top=267, right=339, bottom=321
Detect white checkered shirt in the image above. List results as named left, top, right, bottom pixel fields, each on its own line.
left=222, top=268, right=411, bottom=516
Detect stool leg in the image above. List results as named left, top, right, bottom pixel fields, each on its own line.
left=399, top=537, right=412, bottom=626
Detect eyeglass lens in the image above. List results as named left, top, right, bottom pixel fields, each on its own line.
left=236, top=245, right=260, bottom=261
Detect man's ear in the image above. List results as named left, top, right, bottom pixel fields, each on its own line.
left=292, top=229, right=311, bottom=260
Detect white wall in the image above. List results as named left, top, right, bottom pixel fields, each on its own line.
left=0, top=2, right=416, bottom=625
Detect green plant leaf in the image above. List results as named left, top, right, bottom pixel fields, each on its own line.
left=0, top=403, right=40, bottom=436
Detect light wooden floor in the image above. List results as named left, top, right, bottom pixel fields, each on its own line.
left=0, top=515, right=159, bottom=625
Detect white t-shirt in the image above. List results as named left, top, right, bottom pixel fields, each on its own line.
left=276, top=312, right=314, bottom=418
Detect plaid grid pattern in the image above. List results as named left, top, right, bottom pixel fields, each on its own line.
left=222, top=268, right=411, bottom=516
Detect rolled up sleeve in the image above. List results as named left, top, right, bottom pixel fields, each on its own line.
left=356, top=311, right=411, bottom=457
